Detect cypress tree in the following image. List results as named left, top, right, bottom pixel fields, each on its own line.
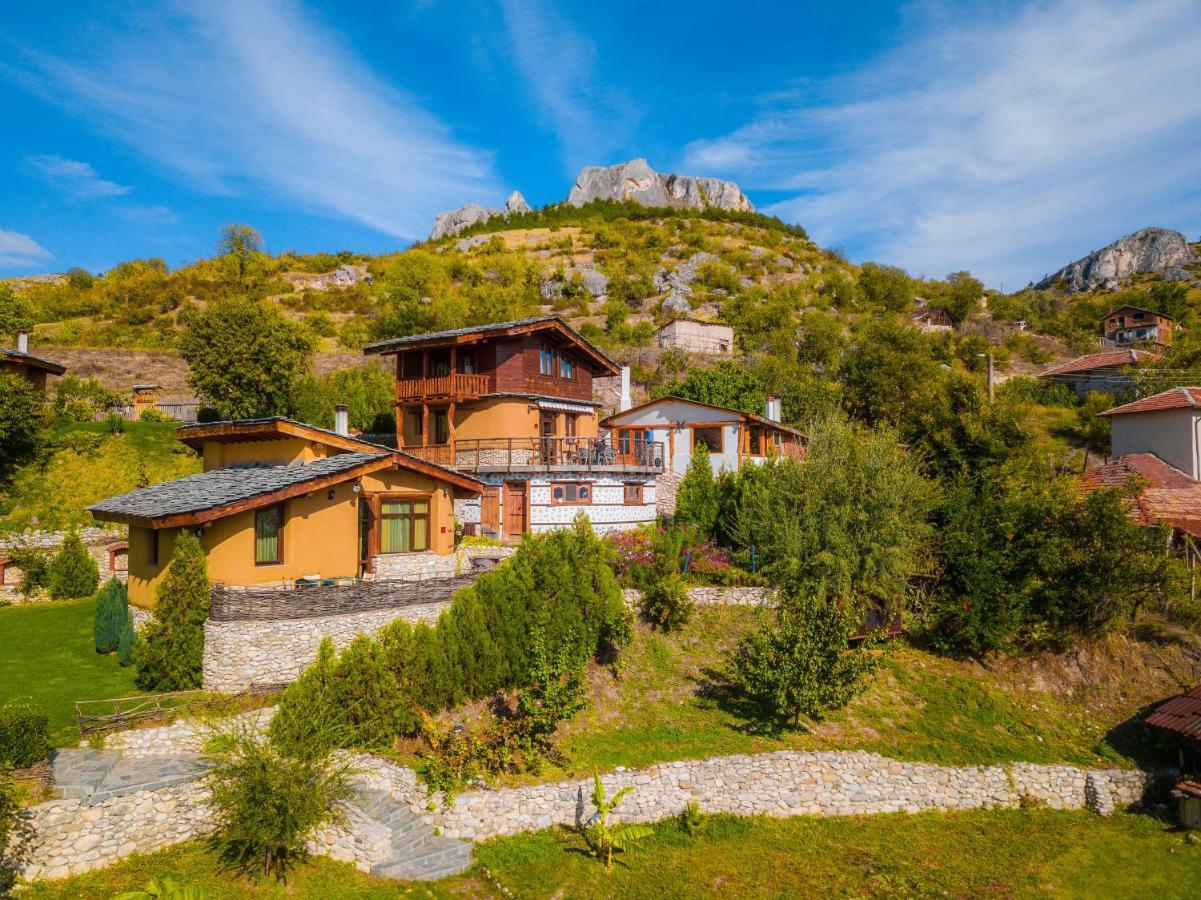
left=93, top=578, right=128, bottom=653
left=674, top=445, right=719, bottom=536
left=117, top=609, right=137, bottom=666
left=47, top=530, right=99, bottom=600
left=134, top=530, right=211, bottom=691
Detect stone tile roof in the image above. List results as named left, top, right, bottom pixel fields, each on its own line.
left=1039, top=349, right=1158, bottom=378
left=362, top=316, right=560, bottom=353
left=0, top=348, right=67, bottom=375
left=1079, top=452, right=1201, bottom=536
left=89, top=452, right=387, bottom=524
left=1098, top=387, right=1201, bottom=417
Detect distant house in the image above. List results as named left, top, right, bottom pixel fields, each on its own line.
left=654, top=318, right=734, bottom=355
left=0, top=330, right=66, bottom=393
left=1038, top=348, right=1159, bottom=398
left=1079, top=453, right=1201, bottom=538
left=600, top=395, right=804, bottom=479
left=907, top=307, right=956, bottom=333
left=89, top=415, right=482, bottom=609
left=1102, top=305, right=1175, bottom=348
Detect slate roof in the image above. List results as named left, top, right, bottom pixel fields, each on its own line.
left=1098, top=387, right=1201, bottom=417
left=1079, top=452, right=1201, bottom=536
left=89, top=452, right=387, bottom=525
left=0, top=348, right=67, bottom=375
left=1039, top=349, right=1158, bottom=378
left=1146, top=685, right=1201, bottom=740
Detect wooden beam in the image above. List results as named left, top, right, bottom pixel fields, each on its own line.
left=421, top=403, right=429, bottom=446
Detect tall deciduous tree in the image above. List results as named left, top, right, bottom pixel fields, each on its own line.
left=0, top=283, right=32, bottom=340
left=217, top=223, right=266, bottom=290
left=0, top=373, right=46, bottom=483
left=654, top=360, right=768, bottom=416
left=181, top=297, right=315, bottom=419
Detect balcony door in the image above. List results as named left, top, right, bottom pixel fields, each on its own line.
left=540, top=413, right=558, bottom=465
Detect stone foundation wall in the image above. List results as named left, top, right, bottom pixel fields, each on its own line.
left=103, top=707, right=278, bottom=758
left=1, top=527, right=128, bottom=599
left=203, top=603, right=451, bottom=690
left=622, top=586, right=774, bottom=608
left=369, top=551, right=459, bottom=581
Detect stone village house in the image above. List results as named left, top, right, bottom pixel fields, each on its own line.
left=653, top=317, right=734, bottom=355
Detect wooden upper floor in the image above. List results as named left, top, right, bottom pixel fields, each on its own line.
left=1103, top=305, right=1175, bottom=347
left=364, top=316, right=619, bottom=405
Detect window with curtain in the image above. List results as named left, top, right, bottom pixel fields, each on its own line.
left=254, top=504, right=283, bottom=565
left=380, top=498, right=430, bottom=553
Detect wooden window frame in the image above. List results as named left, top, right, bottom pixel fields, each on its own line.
left=559, top=353, right=575, bottom=379
left=149, top=529, right=159, bottom=567
left=377, top=493, right=432, bottom=554
left=623, top=482, right=643, bottom=506
left=540, top=343, right=556, bottom=376
left=691, top=425, right=724, bottom=454
left=432, top=410, right=450, bottom=445
left=550, top=481, right=592, bottom=506
left=254, top=503, right=285, bottom=566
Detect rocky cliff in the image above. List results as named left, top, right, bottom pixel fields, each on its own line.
left=1035, top=227, right=1197, bottom=292
left=565, top=158, right=753, bottom=212
left=428, top=191, right=531, bottom=241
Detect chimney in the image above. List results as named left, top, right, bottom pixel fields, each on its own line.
left=17, top=329, right=28, bottom=354
left=334, top=404, right=350, bottom=437
left=765, top=394, right=781, bottom=423
left=619, top=366, right=632, bottom=413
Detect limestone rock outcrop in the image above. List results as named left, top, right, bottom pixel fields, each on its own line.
left=1035, top=227, right=1197, bottom=292
left=566, top=158, right=753, bottom=212
left=428, top=191, right=532, bottom=241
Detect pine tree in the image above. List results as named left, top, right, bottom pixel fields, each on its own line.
left=48, top=530, right=99, bottom=600
left=134, top=530, right=211, bottom=691
left=674, top=445, right=719, bottom=535
left=93, top=577, right=128, bottom=653
left=116, top=609, right=137, bottom=666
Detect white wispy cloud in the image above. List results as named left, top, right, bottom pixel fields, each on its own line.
left=682, top=0, right=1201, bottom=288
left=27, top=154, right=131, bottom=199
left=118, top=205, right=180, bottom=226
left=0, top=229, right=52, bottom=268
left=11, top=0, right=499, bottom=240
left=497, top=0, right=638, bottom=175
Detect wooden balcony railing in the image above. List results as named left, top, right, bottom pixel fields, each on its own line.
left=396, top=372, right=490, bottom=401
left=404, top=437, right=665, bottom=473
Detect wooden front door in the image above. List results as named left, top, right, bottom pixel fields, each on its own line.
left=503, top=481, right=527, bottom=540
left=480, top=485, right=501, bottom=537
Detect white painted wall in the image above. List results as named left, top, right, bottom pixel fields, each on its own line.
left=454, top=475, right=657, bottom=536
left=1110, top=408, right=1201, bottom=477
left=606, top=399, right=743, bottom=476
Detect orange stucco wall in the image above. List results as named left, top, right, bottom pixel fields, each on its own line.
left=126, top=466, right=457, bottom=609
left=201, top=437, right=334, bottom=471
left=400, top=397, right=600, bottom=446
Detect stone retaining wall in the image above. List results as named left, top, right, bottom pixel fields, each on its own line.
left=1, top=527, right=128, bottom=600
left=103, top=707, right=277, bottom=758
left=622, top=586, right=774, bottom=608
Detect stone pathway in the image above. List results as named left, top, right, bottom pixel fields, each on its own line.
left=52, top=749, right=211, bottom=806
left=353, top=788, right=473, bottom=881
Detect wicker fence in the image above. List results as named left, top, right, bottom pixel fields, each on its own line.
left=209, top=574, right=477, bottom=622
left=74, top=684, right=284, bottom=737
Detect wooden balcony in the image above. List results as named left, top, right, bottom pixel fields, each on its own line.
left=404, top=437, right=665, bottom=474
left=396, top=372, right=490, bottom=402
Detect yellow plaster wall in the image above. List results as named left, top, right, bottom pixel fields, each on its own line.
left=201, top=437, right=327, bottom=471
left=126, top=526, right=180, bottom=609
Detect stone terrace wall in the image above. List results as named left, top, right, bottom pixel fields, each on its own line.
left=622, top=586, right=774, bottom=608
left=103, top=707, right=277, bottom=758
left=1, top=527, right=127, bottom=599
left=412, top=751, right=1153, bottom=841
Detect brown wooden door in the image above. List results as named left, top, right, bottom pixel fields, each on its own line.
left=480, top=486, right=501, bottom=537
left=503, top=481, right=527, bottom=540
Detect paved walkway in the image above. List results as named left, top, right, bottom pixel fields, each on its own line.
left=52, top=748, right=211, bottom=806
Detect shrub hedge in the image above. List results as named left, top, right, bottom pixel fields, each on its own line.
left=0, top=700, right=50, bottom=769
left=47, top=530, right=99, bottom=600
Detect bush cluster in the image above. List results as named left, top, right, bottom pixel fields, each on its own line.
left=0, top=700, right=50, bottom=769
left=48, top=530, right=99, bottom=600
left=272, top=520, right=630, bottom=755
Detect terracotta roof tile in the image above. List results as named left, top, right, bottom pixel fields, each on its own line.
left=1146, top=685, right=1201, bottom=740
left=1099, top=387, right=1201, bottom=417
left=1080, top=453, right=1201, bottom=535
left=1039, top=349, right=1158, bottom=378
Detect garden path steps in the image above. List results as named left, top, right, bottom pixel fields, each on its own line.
left=52, top=748, right=210, bottom=806
left=352, top=788, right=473, bottom=882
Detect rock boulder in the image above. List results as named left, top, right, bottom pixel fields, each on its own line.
left=1035, top=227, right=1197, bottom=292
left=566, top=158, right=753, bottom=212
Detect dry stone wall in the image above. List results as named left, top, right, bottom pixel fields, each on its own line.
left=622, top=586, right=774, bottom=609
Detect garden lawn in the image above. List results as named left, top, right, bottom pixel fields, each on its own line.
left=0, top=597, right=141, bottom=746
left=23, top=809, right=1201, bottom=899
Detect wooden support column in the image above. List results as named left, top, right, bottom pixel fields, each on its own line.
left=447, top=401, right=457, bottom=456
left=421, top=403, right=429, bottom=447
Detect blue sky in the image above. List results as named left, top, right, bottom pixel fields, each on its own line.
left=2, top=0, right=1199, bottom=288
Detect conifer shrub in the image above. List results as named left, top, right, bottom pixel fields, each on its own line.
left=135, top=531, right=211, bottom=691
left=93, top=577, right=128, bottom=653
left=47, top=530, right=99, bottom=600
left=674, top=445, right=719, bottom=535
left=0, top=700, right=50, bottom=769
left=640, top=572, right=693, bottom=632
left=117, top=609, right=138, bottom=666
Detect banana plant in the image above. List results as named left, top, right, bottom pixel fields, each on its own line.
left=114, top=876, right=208, bottom=899
left=582, top=774, right=654, bottom=871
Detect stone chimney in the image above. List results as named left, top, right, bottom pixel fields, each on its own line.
left=17, top=329, right=28, bottom=354
left=764, top=394, right=782, bottom=422
left=334, top=404, right=350, bottom=437
left=619, top=366, right=632, bottom=412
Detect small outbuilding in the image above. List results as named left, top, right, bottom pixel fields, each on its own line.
left=654, top=318, right=735, bottom=355
left=0, top=330, right=66, bottom=393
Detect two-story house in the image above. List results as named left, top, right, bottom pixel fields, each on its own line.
left=1103, top=305, right=1175, bottom=348
left=363, top=316, right=663, bottom=539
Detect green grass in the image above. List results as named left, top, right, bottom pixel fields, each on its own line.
left=23, top=809, right=1201, bottom=899
left=0, top=596, right=141, bottom=745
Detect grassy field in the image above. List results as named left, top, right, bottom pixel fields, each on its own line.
left=0, top=597, right=141, bottom=745
left=23, top=809, right=1201, bottom=899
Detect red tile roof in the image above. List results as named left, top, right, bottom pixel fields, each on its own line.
left=1080, top=453, right=1201, bottom=536
left=1039, top=349, right=1159, bottom=378
left=1175, top=780, right=1201, bottom=798
left=1099, top=386, right=1201, bottom=417
left=1146, top=685, right=1201, bottom=740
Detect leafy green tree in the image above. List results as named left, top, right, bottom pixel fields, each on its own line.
left=135, top=531, right=211, bottom=691
left=857, top=262, right=915, bottom=311
left=94, top=577, right=128, bottom=653
left=1146, top=281, right=1189, bottom=322
left=216, top=223, right=266, bottom=290
left=1077, top=391, right=1114, bottom=452
left=0, top=283, right=32, bottom=340
left=727, top=581, right=880, bottom=727
left=48, top=529, right=99, bottom=600
left=181, top=297, right=315, bottom=419
left=0, top=372, right=47, bottom=482
left=654, top=360, right=768, bottom=415
left=839, top=319, right=941, bottom=426
left=941, top=271, right=984, bottom=322
left=290, top=365, right=395, bottom=433
left=674, top=445, right=720, bottom=535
